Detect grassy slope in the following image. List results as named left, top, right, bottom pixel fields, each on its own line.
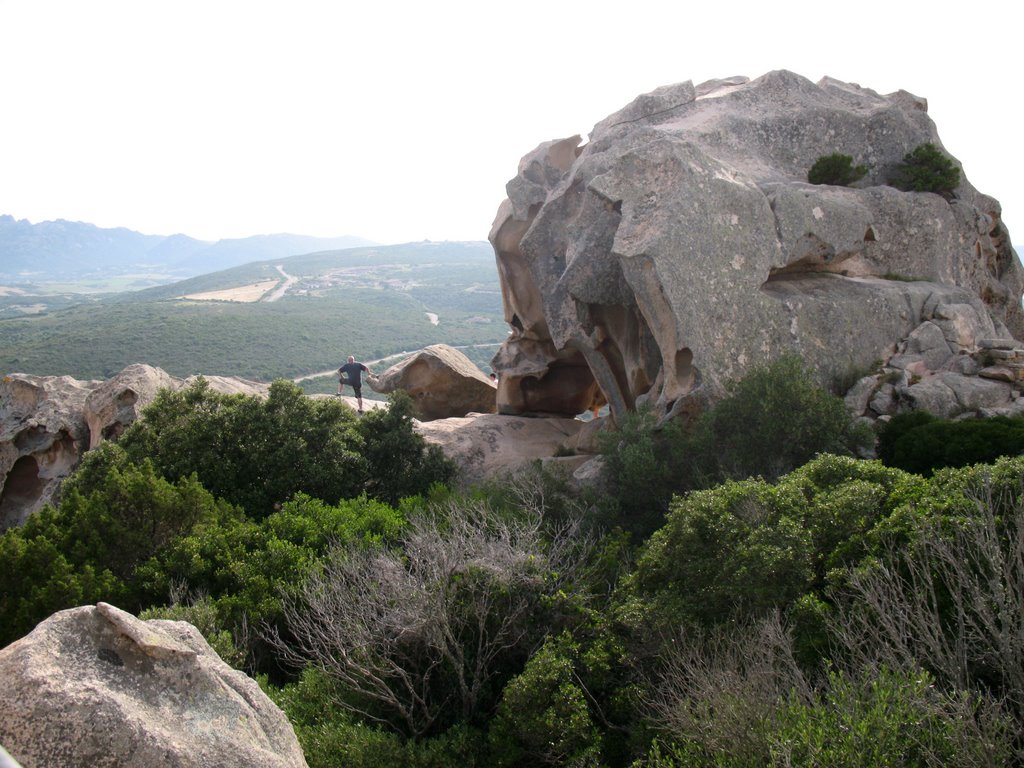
left=0, top=242, right=508, bottom=381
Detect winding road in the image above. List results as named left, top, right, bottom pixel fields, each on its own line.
left=265, top=265, right=298, bottom=302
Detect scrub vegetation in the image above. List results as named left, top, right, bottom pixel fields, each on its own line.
left=2, top=358, right=1023, bottom=765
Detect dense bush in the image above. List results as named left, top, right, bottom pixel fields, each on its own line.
left=596, top=407, right=690, bottom=539
left=488, top=633, right=602, bottom=767
left=687, top=356, right=871, bottom=485
left=889, top=142, right=960, bottom=196
left=807, top=153, right=867, bottom=186
left=119, top=379, right=453, bottom=516
left=878, top=411, right=1024, bottom=475
left=598, top=357, right=869, bottom=539
left=0, top=443, right=229, bottom=646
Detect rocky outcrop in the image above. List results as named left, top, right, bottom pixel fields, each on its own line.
left=83, top=364, right=180, bottom=449
left=0, top=602, right=307, bottom=768
left=0, top=374, right=97, bottom=529
left=416, top=413, right=583, bottom=484
left=0, top=367, right=269, bottom=529
left=846, top=323, right=1024, bottom=424
left=490, top=71, right=1023, bottom=423
left=369, top=344, right=497, bottom=420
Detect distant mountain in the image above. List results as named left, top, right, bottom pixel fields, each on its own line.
left=0, top=215, right=376, bottom=286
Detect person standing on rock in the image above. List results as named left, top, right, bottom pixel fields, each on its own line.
left=337, top=355, right=371, bottom=414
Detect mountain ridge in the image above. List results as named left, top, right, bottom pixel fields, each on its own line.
left=0, top=214, right=377, bottom=285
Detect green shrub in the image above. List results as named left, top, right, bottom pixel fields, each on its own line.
left=489, top=633, right=602, bottom=767
left=687, top=356, right=871, bottom=485
left=635, top=479, right=815, bottom=626
left=807, top=153, right=867, bottom=186
left=597, top=406, right=690, bottom=539
left=119, top=379, right=453, bottom=517
left=0, top=443, right=227, bottom=646
left=878, top=413, right=1024, bottom=476
left=138, top=492, right=406, bottom=672
left=889, top=142, right=960, bottom=196
left=268, top=667, right=486, bottom=768
left=773, top=668, right=1011, bottom=767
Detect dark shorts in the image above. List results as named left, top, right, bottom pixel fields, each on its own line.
left=341, top=377, right=362, bottom=396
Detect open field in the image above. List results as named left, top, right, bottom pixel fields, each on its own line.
left=183, top=279, right=280, bottom=302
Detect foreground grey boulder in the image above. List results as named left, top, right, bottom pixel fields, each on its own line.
left=490, top=70, right=1022, bottom=422
left=369, top=343, right=497, bottom=420
left=0, top=602, right=307, bottom=768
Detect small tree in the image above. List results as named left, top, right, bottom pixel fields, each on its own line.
left=272, top=500, right=591, bottom=738
left=890, top=142, right=960, bottom=196
left=808, top=153, right=867, bottom=186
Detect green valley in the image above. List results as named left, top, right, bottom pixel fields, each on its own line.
left=0, top=241, right=506, bottom=381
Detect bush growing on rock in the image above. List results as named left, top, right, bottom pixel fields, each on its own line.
left=889, top=142, right=960, bottom=196
left=807, top=153, right=867, bottom=186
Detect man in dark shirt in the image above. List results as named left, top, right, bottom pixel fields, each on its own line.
left=337, top=355, right=371, bottom=414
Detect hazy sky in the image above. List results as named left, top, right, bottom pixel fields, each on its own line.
left=1, top=1, right=1020, bottom=245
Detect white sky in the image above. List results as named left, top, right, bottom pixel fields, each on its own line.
left=1, top=0, right=1020, bottom=245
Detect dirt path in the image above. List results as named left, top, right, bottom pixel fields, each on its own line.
left=265, top=265, right=298, bottom=302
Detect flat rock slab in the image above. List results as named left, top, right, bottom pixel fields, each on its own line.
left=416, top=413, right=583, bottom=484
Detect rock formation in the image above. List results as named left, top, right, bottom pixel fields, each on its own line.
left=490, top=71, right=1023, bottom=424
left=0, top=602, right=307, bottom=768
left=0, top=366, right=268, bottom=529
left=416, top=412, right=583, bottom=484
left=369, top=344, right=497, bottom=420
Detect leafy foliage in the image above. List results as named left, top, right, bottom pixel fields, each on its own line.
left=489, top=633, right=602, bottom=767
left=0, top=443, right=228, bottom=646
left=687, top=356, right=871, bottom=485
left=118, top=379, right=452, bottom=517
left=878, top=411, right=1024, bottom=476
left=889, top=142, right=961, bottom=196
left=807, top=153, right=867, bottom=186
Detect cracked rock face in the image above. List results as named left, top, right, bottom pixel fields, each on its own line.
left=0, top=602, right=307, bottom=768
left=490, top=70, right=1023, bottom=422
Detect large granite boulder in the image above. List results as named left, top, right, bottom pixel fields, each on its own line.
left=0, top=602, right=307, bottom=768
left=370, top=344, right=497, bottom=420
left=0, top=366, right=270, bottom=528
left=490, top=71, right=1023, bottom=423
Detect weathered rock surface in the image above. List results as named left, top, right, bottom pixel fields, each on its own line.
left=0, top=602, right=307, bottom=768
left=0, top=374, right=97, bottom=529
left=369, top=344, right=497, bottom=420
left=416, top=413, right=583, bottom=483
left=490, top=70, right=1023, bottom=422
left=0, top=366, right=269, bottom=528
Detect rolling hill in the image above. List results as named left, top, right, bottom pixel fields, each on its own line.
left=0, top=241, right=506, bottom=382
